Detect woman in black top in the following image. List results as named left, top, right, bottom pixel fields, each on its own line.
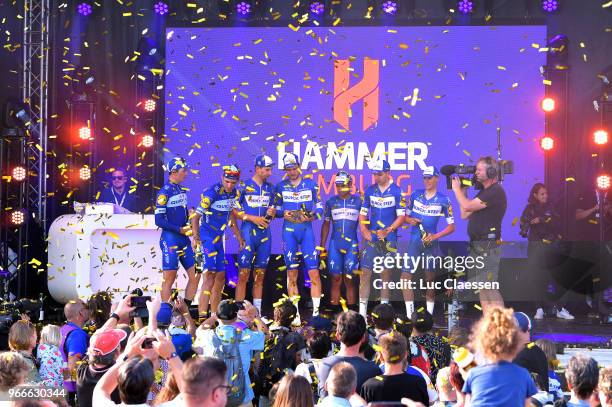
left=520, top=183, right=573, bottom=321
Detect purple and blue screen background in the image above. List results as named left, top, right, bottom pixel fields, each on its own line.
left=164, top=25, right=546, bottom=254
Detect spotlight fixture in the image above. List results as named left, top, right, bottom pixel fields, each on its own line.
left=143, top=99, right=157, bottom=112
left=593, top=129, right=608, bottom=145
left=541, top=0, right=558, bottom=13
left=596, top=174, right=610, bottom=191
left=79, top=166, right=92, bottom=181
left=78, top=126, right=92, bottom=140
left=12, top=166, right=27, bottom=182
left=310, top=1, right=325, bottom=15
left=236, top=1, right=251, bottom=16
left=457, top=0, right=474, bottom=14
left=381, top=1, right=398, bottom=15
left=540, top=136, right=554, bottom=151
left=77, top=2, right=92, bottom=16
left=141, top=134, right=155, bottom=148
left=153, top=1, right=169, bottom=15
left=541, top=97, right=556, bottom=112
left=10, top=210, right=25, bottom=226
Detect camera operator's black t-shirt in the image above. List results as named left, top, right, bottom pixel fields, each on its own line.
left=467, top=183, right=507, bottom=240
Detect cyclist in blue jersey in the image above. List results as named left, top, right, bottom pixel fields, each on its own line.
left=276, top=152, right=323, bottom=320
left=320, top=170, right=361, bottom=311
left=358, top=160, right=406, bottom=318
left=155, top=157, right=198, bottom=308
left=190, top=164, right=244, bottom=318
left=404, top=166, right=455, bottom=316
left=233, top=154, right=277, bottom=315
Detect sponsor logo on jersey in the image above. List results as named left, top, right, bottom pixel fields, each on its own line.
left=412, top=200, right=444, bottom=216
left=157, top=194, right=168, bottom=205
left=211, top=199, right=235, bottom=212
left=369, top=195, right=396, bottom=208
left=245, top=195, right=271, bottom=208
left=331, top=207, right=360, bottom=221
left=282, top=189, right=313, bottom=203
left=167, top=193, right=187, bottom=207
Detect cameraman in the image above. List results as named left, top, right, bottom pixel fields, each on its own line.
left=451, top=156, right=506, bottom=313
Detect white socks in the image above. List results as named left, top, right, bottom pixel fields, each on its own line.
left=253, top=298, right=262, bottom=315
left=359, top=299, right=368, bottom=317
left=426, top=301, right=434, bottom=315
left=312, top=297, right=321, bottom=316
left=381, top=298, right=389, bottom=304
left=405, top=301, right=414, bottom=318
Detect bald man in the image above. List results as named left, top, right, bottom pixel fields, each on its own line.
left=60, top=300, right=90, bottom=404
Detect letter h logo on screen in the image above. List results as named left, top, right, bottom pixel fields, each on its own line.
left=333, top=58, right=380, bottom=132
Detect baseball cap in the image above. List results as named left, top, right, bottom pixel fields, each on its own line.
left=514, top=312, right=532, bottom=333
left=282, top=153, right=300, bottom=170
left=217, top=299, right=240, bottom=321
left=335, top=170, right=351, bottom=185
left=156, top=302, right=173, bottom=326
left=369, top=159, right=391, bottom=173
left=166, top=157, right=188, bottom=173
left=423, top=166, right=440, bottom=178
left=222, top=164, right=241, bottom=181
left=255, top=154, right=274, bottom=168
left=453, top=347, right=475, bottom=369
left=90, top=329, right=128, bottom=356
left=168, top=327, right=193, bottom=360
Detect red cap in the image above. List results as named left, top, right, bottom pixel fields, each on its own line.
left=90, top=329, right=128, bottom=355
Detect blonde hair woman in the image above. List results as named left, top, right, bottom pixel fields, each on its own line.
left=8, top=320, right=40, bottom=384
left=37, top=324, right=64, bottom=388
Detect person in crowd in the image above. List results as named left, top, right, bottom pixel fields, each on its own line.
left=9, top=319, right=40, bottom=383
left=294, top=330, right=333, bottom=391
left=320, top=362, right=367, bottom=407
left=268, top=381, right=282, bottom=407
left=358, top=159, right=406, bottom=318
left=0, top=351, right=30, bottom=393
left=535, top=339, right=563, bottom=400
left=411, top=309, right=451, bottom=382
left=519, top=183, right=574, bottom=321
left=37, top=324, right=64, bottom=388
left=191, top=164, right=244, bottom=318
left=257, top=299, right=307, bottom=404
left=529, top=372, right=554, bottom=406
left=512, top=312, right=549, bottom=392
left=275, top=152, right=324, bottom=320
left=87, top=291, right=113, bottom=332
left=77, top=329, right=127, bottom=407
left=451, top=157, right=507, bottom=312
left=448, top=362, right=466, bottom=407
left=563, top=354, right=599, bottom=407
left=234, top=154, right=277, bottom=315
left=153, top=371, right=180, bottom=406
left=195, top=299, right=267, bottom=406
left=317, top=311, right=381, bottom=398
left=435, top=367, right=457, bottom=407
left=463, top=307, right=537, bottom=406
left=360, top=332, right=429, bottom=405
left=61, top=299, right=90, bottom=403
left=404, top=166, right=455, bottom=316
left=272, top=374, right=314, bottom=407
left=99, top=168, right=140, bottom=213
left=452, top=347, right=477, bottom=381
left=599, top=367, right=612, bottom=407
left=393, top=316, right=431, bottom=378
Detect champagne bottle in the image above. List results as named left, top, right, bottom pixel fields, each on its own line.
left=419, top=223, right=431, bottom=247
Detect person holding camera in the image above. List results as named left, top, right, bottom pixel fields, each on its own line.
left=451, top=156, right=506, bottom=314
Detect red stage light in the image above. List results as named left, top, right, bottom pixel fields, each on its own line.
left=540, top=136, right=554, bottom=151
left=541, top=97, right=555, bottom=112
left=141, top=134, right=154, bottom=148
left=143, top=99, right=156, bottom=112
left=10, top=210, right=25, bottom=226
left=79, top=166, right=92, bottom=181
left=79, top=126, right=92, bottom=140
left=12, top=166, right=27, bottom=182
left=597, top=174, right=611, bottom=191
left=593, top=129, right=608, bottom=145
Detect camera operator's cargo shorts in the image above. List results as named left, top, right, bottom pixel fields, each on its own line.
left=467, top=240, right=501, bottom=284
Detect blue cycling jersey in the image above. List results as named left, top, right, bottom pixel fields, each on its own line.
left=406, top=189, right=454, bottom=239
left=155, top=181, right=189, bottom=237
left=324, top=194, right=361, bottom=243
left=196, top=182, right=240, bottom=237
left=237, top=178, right=276, bottom=219
left=275, top=177, right=323, bottom=217
left=359, top=182, right=405, bottom=241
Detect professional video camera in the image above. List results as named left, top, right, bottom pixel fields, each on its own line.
left=440, top=160, right=514, bottom=190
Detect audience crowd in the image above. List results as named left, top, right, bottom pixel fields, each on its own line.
left=0, top=291, right=610, bottom=407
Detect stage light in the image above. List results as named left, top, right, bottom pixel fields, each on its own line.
left=310, top=1, right=325, bottom=15
left=381, top=1, right=398, bottom=15
left=593, top=129, right=608, bottom=145
left=153, top=1, right=169, bottom=15
left=541, top=0, right=558, bottom=12
left=236, top=1, right=251, bottom=15
left=12, top=166, right=27, bottom=182
left=541, top=97, right=556, bottom=112
left=78, top=126, right=92, bottom=140
left=10, top=210, right=25, bottom=226
left=457, top=0, right=474, bottom=14
left=77, top=2, right=92, bottom=16
left=141, top=134, right=154, bottom=148
left=79, top=166, right=92, bottom=181
left=597, top=174, right=610, bottom=191
left=540, top=136, right=554, bottom=151
left=143, top=99, right=157, bottom=112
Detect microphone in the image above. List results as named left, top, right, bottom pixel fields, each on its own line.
left=440, top=165, right=456, bottom=176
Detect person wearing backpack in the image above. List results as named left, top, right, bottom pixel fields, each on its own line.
left=256, top=300, right=307, bottom=407
left=195, top=299, right=268, bottom=407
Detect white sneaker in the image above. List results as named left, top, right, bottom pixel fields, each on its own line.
left=534, top=308, right=545, bottom=320
left=586, top=295, right=593, bottom=308
left=291, top=313, right=302, bottom=326
left=556, top=308, right=575, bottom=320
